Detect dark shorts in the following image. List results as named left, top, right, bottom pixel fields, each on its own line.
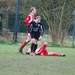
left=31, top=33, right=40, bottom=40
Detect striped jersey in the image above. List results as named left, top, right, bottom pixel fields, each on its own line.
left=24, top=13, right=34, bottom=26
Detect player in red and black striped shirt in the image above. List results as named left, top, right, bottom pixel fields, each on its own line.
left=19, top=7, right=36, bottom=54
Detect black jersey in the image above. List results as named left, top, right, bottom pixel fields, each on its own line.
left=29, top=21, right=44, bottom=36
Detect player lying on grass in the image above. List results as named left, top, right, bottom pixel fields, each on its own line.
left=26, top=42, right=65, bottom=57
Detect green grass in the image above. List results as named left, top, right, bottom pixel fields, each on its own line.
left=0, top=44, right=75, bottom=75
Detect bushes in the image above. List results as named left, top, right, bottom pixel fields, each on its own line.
left=49, top=42, right=60, bottom=47
left=0, top=30, right=12, bottom=44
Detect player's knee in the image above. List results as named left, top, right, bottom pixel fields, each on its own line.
left=31, top=39, right=36, bottom=44
left=26, top=38, right=31, bottom=42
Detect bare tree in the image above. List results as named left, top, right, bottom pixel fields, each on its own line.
left=36, top=0, right=74, bottom=45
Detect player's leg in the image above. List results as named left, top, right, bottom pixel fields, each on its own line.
left=19, top=34, right=31, bottom=54
left=48, top=52, right=65, bottom=57
left=30, top=38, right=38, bottom=53
left=48, top=52, right=60, bottom=56
left=30, top=34, right=40, bottom=55
left=39, top=42, right=65, bottom=57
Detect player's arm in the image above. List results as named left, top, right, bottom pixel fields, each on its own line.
left=28, top=21, right=33, bottom=33
left=39, top=23, right=44, bottom=40
left=40, top=22, right=44, bottom=36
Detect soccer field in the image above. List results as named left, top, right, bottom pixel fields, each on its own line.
left=0, top=44, right=75, bottom=75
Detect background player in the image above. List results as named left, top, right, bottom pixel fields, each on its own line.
left=19, top=7, right=36, bottom=54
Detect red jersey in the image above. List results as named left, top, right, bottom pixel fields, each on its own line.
left=24, top=13, right=34, bottom=26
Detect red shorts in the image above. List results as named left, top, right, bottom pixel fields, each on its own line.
left=36, top=49, right=48, bottom=56
left=43, top=49, right=48, bottom=56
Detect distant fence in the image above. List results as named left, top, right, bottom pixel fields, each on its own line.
left=0, top=12, right=27, bottom=33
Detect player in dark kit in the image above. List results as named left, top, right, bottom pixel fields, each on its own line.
left=29, top=16, right=44, bottom=55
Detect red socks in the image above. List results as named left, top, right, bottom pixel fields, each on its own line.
left=51, top=53, right=60, bottom=56
left=20, top=41, right=28, bottom=49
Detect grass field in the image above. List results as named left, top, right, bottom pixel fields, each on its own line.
left=0, top=44, right=75, bottom=75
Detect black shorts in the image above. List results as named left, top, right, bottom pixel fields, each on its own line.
left=31, top=33, right=40, bottom=40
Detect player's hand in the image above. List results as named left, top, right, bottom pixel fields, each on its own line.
left=39, top=36, right=42, bottom=40
left=28, top=33, right=31, bottom=37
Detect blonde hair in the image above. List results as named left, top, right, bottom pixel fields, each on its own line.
left=36, top=16, right=41, bottom=19
left=30, top=7, right=36, bottom=12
